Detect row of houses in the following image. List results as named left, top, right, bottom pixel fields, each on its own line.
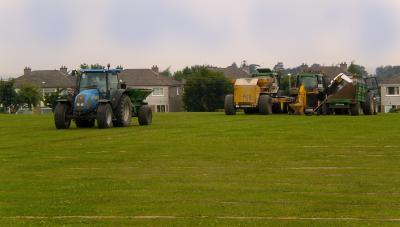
left=14, top=66, right=184, bottom=113
left=11, top=63, right=400, bottom=113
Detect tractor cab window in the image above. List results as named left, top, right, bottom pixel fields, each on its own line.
left=109, top=74, right=119, bottom=90
left=299, top=76, right=318, bottom=89
left=80, top=73, right=107, bottom=93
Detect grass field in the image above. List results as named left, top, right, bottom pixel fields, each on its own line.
left=1, top=113, right=400, bottom=226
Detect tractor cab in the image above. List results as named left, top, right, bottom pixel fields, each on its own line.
left=289, top=72, right=328, bottom=115
left=78, top=69, right=122, bottom=98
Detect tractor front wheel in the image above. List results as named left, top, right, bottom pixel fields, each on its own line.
left=54, top=103, right=71, bottom=129
left=259, top=95, right=272, bottom=115
left=363, top=92, right=375, bottom=115
left=351, top=102, right=362, bottom=116
left=224, top=94, right=236, bottom=115
left=97, top=103, right=113, bottom=129
left=114, top=94, right=132, bottom=127
left=138, top=105, right=152, bottom=125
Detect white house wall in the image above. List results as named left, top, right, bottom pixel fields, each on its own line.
left=380, top=84, right=400, bottom=112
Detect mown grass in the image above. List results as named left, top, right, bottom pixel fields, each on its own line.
left=0, top=113, right=400, bottom=226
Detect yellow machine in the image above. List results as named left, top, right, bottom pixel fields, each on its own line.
left=225, top=68, right=292, bottom=115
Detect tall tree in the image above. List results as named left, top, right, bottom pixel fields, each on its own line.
left=348, top=62, right=368, bottom=77
left=0, top=80, right=18, bottom=113
left=173, top=65, right=208, bottom=81
left=160, top=66, right=173, bottom=77
left=183, top=66, right=232, bottom=112
left=17, top=84, right=41, bottom=109
left=43, top=89, right=62, bottom=111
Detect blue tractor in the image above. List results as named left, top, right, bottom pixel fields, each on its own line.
left=54, top=67, right=153, bottom=129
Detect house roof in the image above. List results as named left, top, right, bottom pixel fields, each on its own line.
left=119, top=69, right=181, bottom=87
left=309, top=66, right=350, bottom=82
left=379, top=75, right=400, bottom=85
left=14, top=70, right=76, bottom=89
left=209, top=66, right=250, bottom=79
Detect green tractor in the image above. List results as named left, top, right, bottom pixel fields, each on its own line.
left=289, top=72, right=329, bottom=115
left=54, top=67, right=153, bottom=129
left=324, top=73, right=378, bottom=115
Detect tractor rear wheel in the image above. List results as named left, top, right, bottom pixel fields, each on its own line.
left=259, top=95, right=272, bottom=115
left=75, top=119, right=95, bottom=128
left=363, top=92, right=375, bottom=115
left=114, top=94, right=132, bottom=127
left=138, top=105, right=152, bottom=125
left=54, top=103, right=71, bottom=129
left=97, top=103, right=113, bottom=129
left=351, top=102, right=362, bottom=116
left=224, top=94, right=236, bottom=115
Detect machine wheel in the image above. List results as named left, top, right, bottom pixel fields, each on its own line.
left=97, top=103, right=113, bottom=129
left=224, top=94, right=236, bottom=115
left=75, top=119, right=95, bottom=128
left=54, top=103, right=71, bottom=129
left=363, top=92, right=375, bottom=115
left=350, top=102, right=362, bottom=116
left=258, top=95, right=272, bottom=115
left=138, top=105, right=152, bottom=125
left=319, top=103, right=329, bottom=115
left=114, top=94, right=132, bottom=127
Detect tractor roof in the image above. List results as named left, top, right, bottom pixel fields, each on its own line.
left=81, top=69, right=122, bottom=74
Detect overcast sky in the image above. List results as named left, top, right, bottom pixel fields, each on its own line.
left=1, top=0, right=399, bottom=77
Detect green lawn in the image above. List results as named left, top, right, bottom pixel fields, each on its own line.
left=1, top=113, right=400, bottom=226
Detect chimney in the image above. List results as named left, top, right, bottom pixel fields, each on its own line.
left=340, top=62, right=348, bottom=71
left=24, top=67, right=31, bottom=76
left=60, top=65, right=68, bottom=74
left=151, top=65, right=159, bottom=73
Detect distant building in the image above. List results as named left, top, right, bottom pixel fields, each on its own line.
left=209, top=65, right=250, bottom=80
left=379, top=75, right=400, bottom=113
left=14, top=66, right=75, bottom=92
left=119, top=66, right=183, bottom=112
left=14, top=66, right=76, bottom=108
left=309, top=62, right=350, bottom=82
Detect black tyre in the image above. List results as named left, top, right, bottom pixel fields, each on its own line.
left=258, top=95, right=272, bottom=115
left=54, top=103, right=71, bottom=129
left=363, top=92, right=375, bottom=115
left=351, top=102, right=361, bottom=116
left=114, top=94, right=132, bottom=127
left=319, top=103, right=328, bottom=115
left=224, top=94, right=236, bottom=115
left=75, top=119, right=95, bottom=128
left=138, top=105, right=152, bottom=125
left=97, top=103, right=113, bottom=129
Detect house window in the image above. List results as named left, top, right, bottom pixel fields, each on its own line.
left=156, top=105, right=167, bottom=112
left=177, top=87, right=180, bottom=96
left=152, top=88, right=164, bottom=96
left=386, top=87, right=400, bottom=96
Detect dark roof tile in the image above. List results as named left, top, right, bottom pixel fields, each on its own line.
left=14, top=70, right=76, bottom=88
left=119, top=69, right=181, bottom=86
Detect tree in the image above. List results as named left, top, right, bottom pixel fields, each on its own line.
left=376, top=65, right=400, bottom=80
left=43, top=89, right=62, bottom=111
left=80, top=63, right=105, bottom=70
left=183, top=66, right=232, bottom=112
left=173, top=65, right=208, bottom=81
left=17, top=84, right=41, bottom=109
left=0, top=80, right=18, bottom=113
left=160, top=66, right=173, bottom=77
left=348, top=62, right=368, bottom=77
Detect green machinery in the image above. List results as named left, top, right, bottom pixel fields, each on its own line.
left=324, top=73, right=378, bottom=115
